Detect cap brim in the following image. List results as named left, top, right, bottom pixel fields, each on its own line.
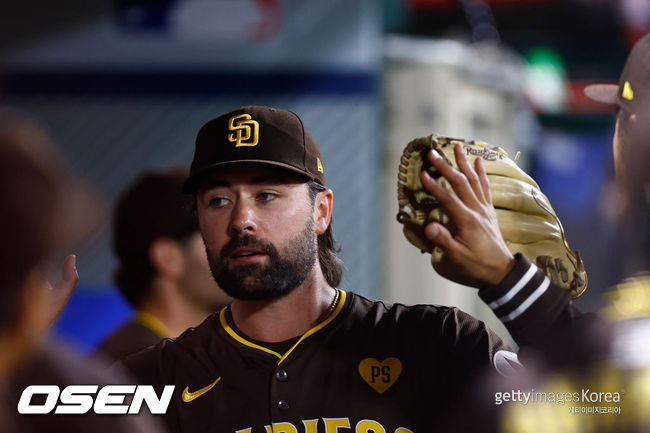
left=584, top=84, right=619, bottom=104
left=183, top=160, right=318, bottom=194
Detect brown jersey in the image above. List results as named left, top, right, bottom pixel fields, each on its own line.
left=95, top=312, right=168, bottom=361
left=122, top=255, right=574, bottom=433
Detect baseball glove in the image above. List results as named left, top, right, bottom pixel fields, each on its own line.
left=396, top=135, right=587, bottom=299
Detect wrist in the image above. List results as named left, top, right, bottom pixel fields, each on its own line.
left=485, top=254, right=516, bottom=286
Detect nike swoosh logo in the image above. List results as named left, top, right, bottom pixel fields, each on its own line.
left=182, top=377, right=221, bottom=403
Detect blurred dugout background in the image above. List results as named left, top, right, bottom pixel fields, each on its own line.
left=0, top=0, right=645, bottom=351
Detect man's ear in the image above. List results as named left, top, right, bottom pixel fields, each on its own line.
left=148, top=238, right=184, bottom=278
left=314, top=189, right=333, bottom=235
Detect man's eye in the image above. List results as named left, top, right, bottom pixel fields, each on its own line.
left=208, top=197, right=228, bottom=208
left=257, top=192, right=277, bottom=202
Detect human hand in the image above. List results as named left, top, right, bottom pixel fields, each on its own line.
left=420, top=143, right=515, bottom=287
left=45, top=254, right=79, bottom=327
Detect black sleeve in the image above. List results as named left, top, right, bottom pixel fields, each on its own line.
left=437, top=307, right=519, bottom=415
left=477, top=253, right=582, bottom=347
left=441, top=306, right=513, bottom=372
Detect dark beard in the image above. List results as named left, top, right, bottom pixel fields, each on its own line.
left=206, top=218, right=317, bottom=301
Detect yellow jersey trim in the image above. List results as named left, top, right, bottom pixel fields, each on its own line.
left=218, top=290, right=347, bottom=365
left=219, top=308, right=283, bottom=359
left=277, top=290, right=346, bottom=365
left=134, top=310, right=171, bottom=339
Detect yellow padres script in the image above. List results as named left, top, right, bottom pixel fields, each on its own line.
left=234, top=418, right=414, bottom=433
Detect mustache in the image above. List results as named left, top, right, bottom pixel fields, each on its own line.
left=219, top=234, right=278, bottom=260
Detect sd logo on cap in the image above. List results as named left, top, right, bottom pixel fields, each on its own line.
left=183, top=105, right=325, bottom=193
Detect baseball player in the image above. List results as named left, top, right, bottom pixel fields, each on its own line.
left=95, top=168, right=230, bottom=361
left=585, top=34, right=650, bottom=274
left=438, top=34, right=650, bottom=433
left=120, top=105, right=579, bottom=433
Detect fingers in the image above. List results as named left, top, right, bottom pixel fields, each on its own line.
left=53, top=254, right=78, bottom=300
left=60, top=254, right=79, bottom=285
left=427, top=147, right=481, bottom=210
left=425, top=222, right=454, bottom=251
left=454, top=143, right=486, bottom=203
left=424, top=222, right=468, bottom=261
left=475, top=157, right=492, bottom=204
left=48, top=255, right=79, bottom=325
left=421, top=170, right=471, bottom=224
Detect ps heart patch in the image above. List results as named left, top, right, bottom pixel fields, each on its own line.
left=358, top=358, right=402, bottom=394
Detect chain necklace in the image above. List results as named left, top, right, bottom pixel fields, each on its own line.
left=326, top=289, right=340, bottom=318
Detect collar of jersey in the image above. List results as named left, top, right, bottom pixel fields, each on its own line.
left=219, top=289, right=347, bottom=366
left=135, top=310, right=171, bottom=339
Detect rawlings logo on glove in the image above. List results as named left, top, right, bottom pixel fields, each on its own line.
left=397, top=135, right=587, bottom=299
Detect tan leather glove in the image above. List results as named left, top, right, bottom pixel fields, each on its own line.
left=397, top=134, right=587, bottom=299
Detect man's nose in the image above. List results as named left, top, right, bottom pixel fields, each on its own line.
left=228, top=199, right=257, bottom=236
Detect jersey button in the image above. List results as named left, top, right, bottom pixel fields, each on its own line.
left=278, top=400, right=290, bottom=410
left=275, top=369, right=288, bottom=382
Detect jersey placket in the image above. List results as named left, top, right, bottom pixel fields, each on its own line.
left=218, top=291, right=348, bottom=428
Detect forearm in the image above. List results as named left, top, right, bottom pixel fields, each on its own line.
left=478, top=253, right=580, bottom=347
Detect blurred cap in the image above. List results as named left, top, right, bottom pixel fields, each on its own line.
left=183, top=105, right=325, bottom=193
left=584, top=34, right=650, bottom=115
left=113, top=168, right=197, bottom=264
left=0, top=113, right=98, bottom=318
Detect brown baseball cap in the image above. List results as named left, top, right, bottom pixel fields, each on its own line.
left=584, top=34, right=650, bottom=114
left=183, top=105, right=325, bottom=193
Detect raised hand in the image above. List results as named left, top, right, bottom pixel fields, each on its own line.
left=45, top=254, right=79, bottom=327
left=420, top=143, right=515, bottom=287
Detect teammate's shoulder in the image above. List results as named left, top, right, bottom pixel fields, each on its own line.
left=173, top=310, right=222, bottom=346
left=119, top=311, right=221, bottom=373
left=95, top=319, right=161, bottom=361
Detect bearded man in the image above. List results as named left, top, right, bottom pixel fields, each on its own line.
left=121, top=106, right=576, bottom=433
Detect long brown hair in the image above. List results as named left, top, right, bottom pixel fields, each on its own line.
left=307, top=181, right=345, bottom=288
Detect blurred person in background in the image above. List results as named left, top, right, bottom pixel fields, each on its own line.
left=0, top=112, right=160, bottom=432
left=587, top=37, right=650, bottom=278
left=95, top=168, right=230, bottom=361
